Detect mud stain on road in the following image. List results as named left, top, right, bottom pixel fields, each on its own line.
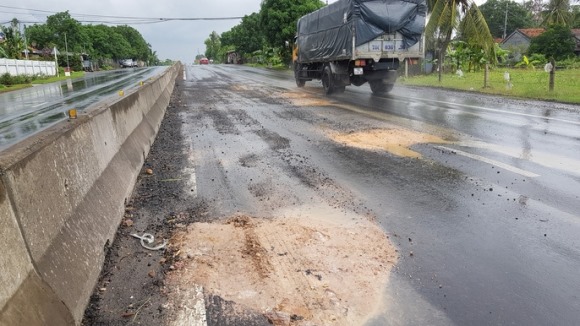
left=280, top=91, right=333, bottom=107
left=167, top=206, right=397, bottom=325
left=329, top=128, right=449, bottom=158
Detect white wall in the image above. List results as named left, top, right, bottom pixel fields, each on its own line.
left=0, top=59, right=56, bottom=76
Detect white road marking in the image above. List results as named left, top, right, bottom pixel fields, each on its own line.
left=404, top=95, right=580, bottom=126
left=435, top=146, right=540, bottom=178
left=184, top=167, right=197, bottom=196
left=171, top=284, right=207, bottom=326
left=458, top=140, right=580, bottom=176
left=182, top=142, right=197, bottom=197
left=191, top=284, right=207, bottom=326
left=32, top=101, right=48, bottom=108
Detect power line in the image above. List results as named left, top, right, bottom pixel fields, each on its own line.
left=0, top=5, right=243, bottom=25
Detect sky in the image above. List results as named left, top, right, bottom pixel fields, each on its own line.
left=0, top=0, right=339, bottom=64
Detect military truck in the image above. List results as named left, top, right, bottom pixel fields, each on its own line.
left=293, top=0, right=427, bottom=95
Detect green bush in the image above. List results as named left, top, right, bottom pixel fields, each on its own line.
left=515, top=54, right=547, bottom=69
left=11, top=75, right=32, bottom=84
left=0, top=72, right=48, bottom=86
left=528, top=25, right=576, bottom=60
left=558, top=57, right=580, bottom=69
left=57, top=54, right=83, bottom=72
left=0, top=73, right=12, bottom=86
left=528, top=53, right=547, bottom=66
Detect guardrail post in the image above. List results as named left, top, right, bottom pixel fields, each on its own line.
left=484, top=63, right=489, bottom=88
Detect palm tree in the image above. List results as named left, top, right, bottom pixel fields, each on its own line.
left=542, top=0, right=572, bottom=26
left=1, top=19, right=26, bottom=59
left=426, top=0, right=495, bottom=81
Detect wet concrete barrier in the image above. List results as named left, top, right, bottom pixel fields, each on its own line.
left=0, top=63, right=181, bottom=325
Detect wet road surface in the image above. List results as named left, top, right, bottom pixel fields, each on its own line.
left=83, top=63, right=580, bottom=326
left=0, top=67, right=167, bottom=150
left=180, top=64, right=579, bottom=325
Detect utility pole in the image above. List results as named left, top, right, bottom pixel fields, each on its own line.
left=22, top=24, right=28, bottom=60
left=64, top=32, right=70, bottom=70
left=503, top=1, right=508, bottom=39
left=54, top=47, right=59, bottom=77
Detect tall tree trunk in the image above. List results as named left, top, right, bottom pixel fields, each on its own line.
left=438, top=49, right=443, bottom=82
left=437, top=33, right=452, bottom=83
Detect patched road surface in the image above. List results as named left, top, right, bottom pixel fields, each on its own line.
left=83, top=64, right=580, bottom=326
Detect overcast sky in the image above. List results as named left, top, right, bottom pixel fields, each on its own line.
left=0, top=0, right=340, bottom=64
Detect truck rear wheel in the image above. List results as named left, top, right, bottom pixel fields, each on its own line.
left=322, top=66, right=335, bottom=95
left=294, top=63, right=306, bottom=87
left=369, top=80, right=394, bottom=95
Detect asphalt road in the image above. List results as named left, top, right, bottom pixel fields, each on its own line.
left=0, top=67, right=166, bottom=150
left=84, top=63, right=580, bottom=326
left=184, top=64, right=579, bottom=325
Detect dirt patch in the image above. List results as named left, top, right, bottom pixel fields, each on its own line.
left=279, top=91, right=333, bottom=107
left=230, top=84, right=250, bottom=92
left=329, top=128, right=449, bottom=158
left=167, top=206, right=397, bottom=325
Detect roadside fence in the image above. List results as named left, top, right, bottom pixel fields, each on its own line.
left=0, top=58, right=57, bottom=76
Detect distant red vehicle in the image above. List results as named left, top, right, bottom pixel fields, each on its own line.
left=199, top=58, right=209, bottom=65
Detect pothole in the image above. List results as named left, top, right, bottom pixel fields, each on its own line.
left=167, top=206, right=397, bottom=325
left=279, top=91, right=333, bottom=107
left=329, top=128, right=449, bottom=158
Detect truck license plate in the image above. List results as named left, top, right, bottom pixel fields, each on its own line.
left=354, top=67, right=364, bottom=75
left=384, top=42, right=395, bottom=51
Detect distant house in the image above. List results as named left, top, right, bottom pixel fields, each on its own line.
left=501, top=28, right=545, bottom=53
left=21, top=47, right=47, bottom=59
left=501, top=28, right=580, bottom=60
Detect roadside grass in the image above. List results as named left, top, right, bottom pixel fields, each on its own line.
left=0, top=84, right=30, bottom=93
left=247, top=63, right=288, bottom=70
left=0, top=71, right=85, bottom=93
left=399, top=68, right=580, bottom=104
left=31, top=71, right=85, bottom=85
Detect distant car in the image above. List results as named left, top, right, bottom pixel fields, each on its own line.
left=119, top=59, right=138, bottom=68
left=199, top=58, right=209, bottom=65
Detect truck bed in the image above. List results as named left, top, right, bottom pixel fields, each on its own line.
left=296, top=0, right=426, bottom=63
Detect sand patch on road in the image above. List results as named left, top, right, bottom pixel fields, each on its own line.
left=167, top=208, right=397, bottom=325
left=329, top=128, right=449, bottom=158
left=280, top=91, right=333, bottom=107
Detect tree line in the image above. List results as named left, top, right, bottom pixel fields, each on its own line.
left=0, top=11, right=161, bottom=70
left=203, top=0, right=579, bottom=70
left=479, top=0, right=580, bottom=62
left=203, top=0, right=326, bottom=65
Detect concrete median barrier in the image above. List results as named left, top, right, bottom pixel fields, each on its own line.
left=0, top=63, right=181, bottom=325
